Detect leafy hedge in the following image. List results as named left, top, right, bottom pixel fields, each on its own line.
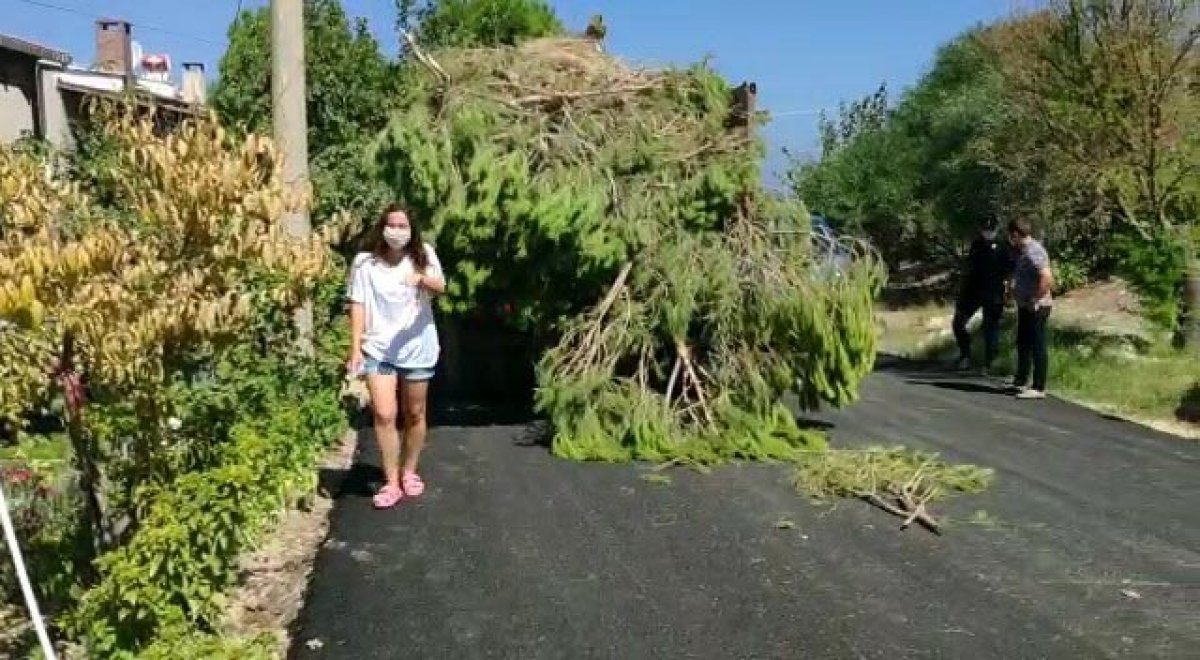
left=1113, top=229, right=1188, bottom=330
left=135, top=629, right=277, bottom=660
left=63, top=351, right=344, bottom=657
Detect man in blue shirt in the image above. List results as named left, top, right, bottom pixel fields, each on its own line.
left=1007, top=218, right=1055, bottom=399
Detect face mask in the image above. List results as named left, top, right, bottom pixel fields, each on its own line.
left=383, top=226, right=411, bottom=249
left=981, top=230, right=997, bottom=241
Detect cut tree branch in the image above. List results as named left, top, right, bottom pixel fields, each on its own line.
left=401, top=30, right=450, bottom=85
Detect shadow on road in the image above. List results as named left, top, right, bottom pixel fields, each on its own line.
left=874, top=353, right=956, bottom=377
left=317, top=424, right=380, bottom=501
left=879, top=353, right=1013, bottom=395
left=319, top=461, right=380, bottom=500
left=319, top=397, right=544, bottom=501
left=906, top=379, right=1011, bottom=395
left=429, top=399, right=536, bottom=428
left=795, top=416, right=835, bottom=431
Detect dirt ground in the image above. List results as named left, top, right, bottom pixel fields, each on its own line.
left=876, top=279, right=1157, bottom=358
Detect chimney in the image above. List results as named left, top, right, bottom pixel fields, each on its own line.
left=181, top=62, right=207, bottom=105
left=96, top=19, right=132, bottom=76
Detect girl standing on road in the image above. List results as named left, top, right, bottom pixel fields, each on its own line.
left=346, top=205, right=446, bottom=509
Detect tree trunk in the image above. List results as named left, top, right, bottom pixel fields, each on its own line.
left=58, top=334, right=109, bottom=576
left=66, top=406, right=107, bottom=574
left=1180, top=256, right=1200, bottom=350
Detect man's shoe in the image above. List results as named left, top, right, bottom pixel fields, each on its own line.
left=1015, top=388, right=1046, bottom=400
left=953, top=356, right=972, bottom=371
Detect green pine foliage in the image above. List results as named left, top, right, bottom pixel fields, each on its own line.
left=370, top=37, right=885, bottom=464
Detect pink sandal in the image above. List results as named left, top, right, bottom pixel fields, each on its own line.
left=402, top=472, right=425, bottom=497
left=372, top=483, right=403, bottom=509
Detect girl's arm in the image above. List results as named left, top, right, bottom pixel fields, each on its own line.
left=346, top=255, right=368, bottom=372
left=348, top=302, right=366, bottom=355
left=418, top=244, right=447, bottom=296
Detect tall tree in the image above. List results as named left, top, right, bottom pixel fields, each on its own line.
left=993, top=0, right=1199, bottom=337
left=788, top=84, right=928, bottom=268
left=790, top=28, right=1016, bottom=270
left=212, top=0, right=399, bottom=225
left=395, top=0, right=563, bottom=50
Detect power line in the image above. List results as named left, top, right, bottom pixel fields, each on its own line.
left=12, top=0, right=222, bottom=46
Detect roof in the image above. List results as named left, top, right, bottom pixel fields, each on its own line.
left=55, top=69, right=201, bottom=112
left=58, top=70, right=178, bottom=100
left=0, top=33, right=72, bottom=65
left=56, top=69, right=201, bottom=114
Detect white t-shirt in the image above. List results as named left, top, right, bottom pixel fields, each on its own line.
left=347, top=245, right=443, bottom=368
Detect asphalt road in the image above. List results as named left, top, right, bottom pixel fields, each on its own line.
left=292, top=359, right=1200, bottom=659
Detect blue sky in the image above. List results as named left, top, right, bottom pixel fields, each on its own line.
left=3, top=0, right=1024, bottom=183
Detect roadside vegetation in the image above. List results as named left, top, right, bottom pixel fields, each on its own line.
left=878, top=288, right=1200, bottom=436
left=0, top=104, right=351, bottom=658
left=795, top=0, right=1199, bottom=432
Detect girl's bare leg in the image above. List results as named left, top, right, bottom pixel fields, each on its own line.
left=400, top=379, right=430, bottom=475
left=366, top=373, right=401, bottom=488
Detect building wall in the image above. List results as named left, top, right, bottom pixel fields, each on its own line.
left=40, top=67, right=74, bottom=151
left=0, top=52, right=37, bottom=143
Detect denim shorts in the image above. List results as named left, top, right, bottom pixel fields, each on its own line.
left=361, top=354, right=435, bottom=382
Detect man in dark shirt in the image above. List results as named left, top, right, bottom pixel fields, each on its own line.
left=952, top=218, right=1012, bottom=372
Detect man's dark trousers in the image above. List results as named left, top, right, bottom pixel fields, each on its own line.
left=1014, top=305, right=1051, bottom=391
left=952, top=296, right=1003, bottom=366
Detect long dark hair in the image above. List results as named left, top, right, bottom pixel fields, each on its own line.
left=364, top=203, right=429, bottom=272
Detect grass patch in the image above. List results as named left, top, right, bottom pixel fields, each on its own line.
left=915, top=314, right=1199, bottom=425
left=793, top=447, right=995, bottom=534
left=0, top=432, right=71, bottom=464
left=639, top=472, right=672, bottom=486
left=874, top=303, right=952, bottom=357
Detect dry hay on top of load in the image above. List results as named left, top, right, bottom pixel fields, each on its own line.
left=373, top=36, right=885, bottom=465
left=386, top=35, right=754, bottom=195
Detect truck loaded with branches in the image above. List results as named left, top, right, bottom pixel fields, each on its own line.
left=369, top=36, right=883, bottom=462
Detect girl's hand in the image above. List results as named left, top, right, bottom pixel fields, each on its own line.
left=412, top=272, right=446, bottom=295
left=406, top=273, right=424, bottom=287
left=346, top=352, right=363, bottom=378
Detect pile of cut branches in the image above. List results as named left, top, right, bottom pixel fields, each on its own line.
left=794, top=448, right=995, bottom=533
left=538, top=201, right=882, bottom=463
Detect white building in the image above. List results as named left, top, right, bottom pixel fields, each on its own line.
left=0, top=19, right=207, bottom=150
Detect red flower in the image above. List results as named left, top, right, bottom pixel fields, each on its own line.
left=502, top=303, right=513, bottom=315
left=6, top=468, right=33, bottom=483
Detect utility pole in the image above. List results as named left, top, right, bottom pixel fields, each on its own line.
left=732, top=81, right=757, bottom=219
left=271, top=0, right=314, bottom=352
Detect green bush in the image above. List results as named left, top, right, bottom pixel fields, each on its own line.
left=1113, top=230, right=1186, bottom=330
left=0, top=460, right=89, bottom=620
left=1, top=465, right=62, bottom=607
left=65, top=357, right=344, bottom=657
left=137, top=627, right=277, bottom=660
left=1050, top=254, right=1090, bottom=295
